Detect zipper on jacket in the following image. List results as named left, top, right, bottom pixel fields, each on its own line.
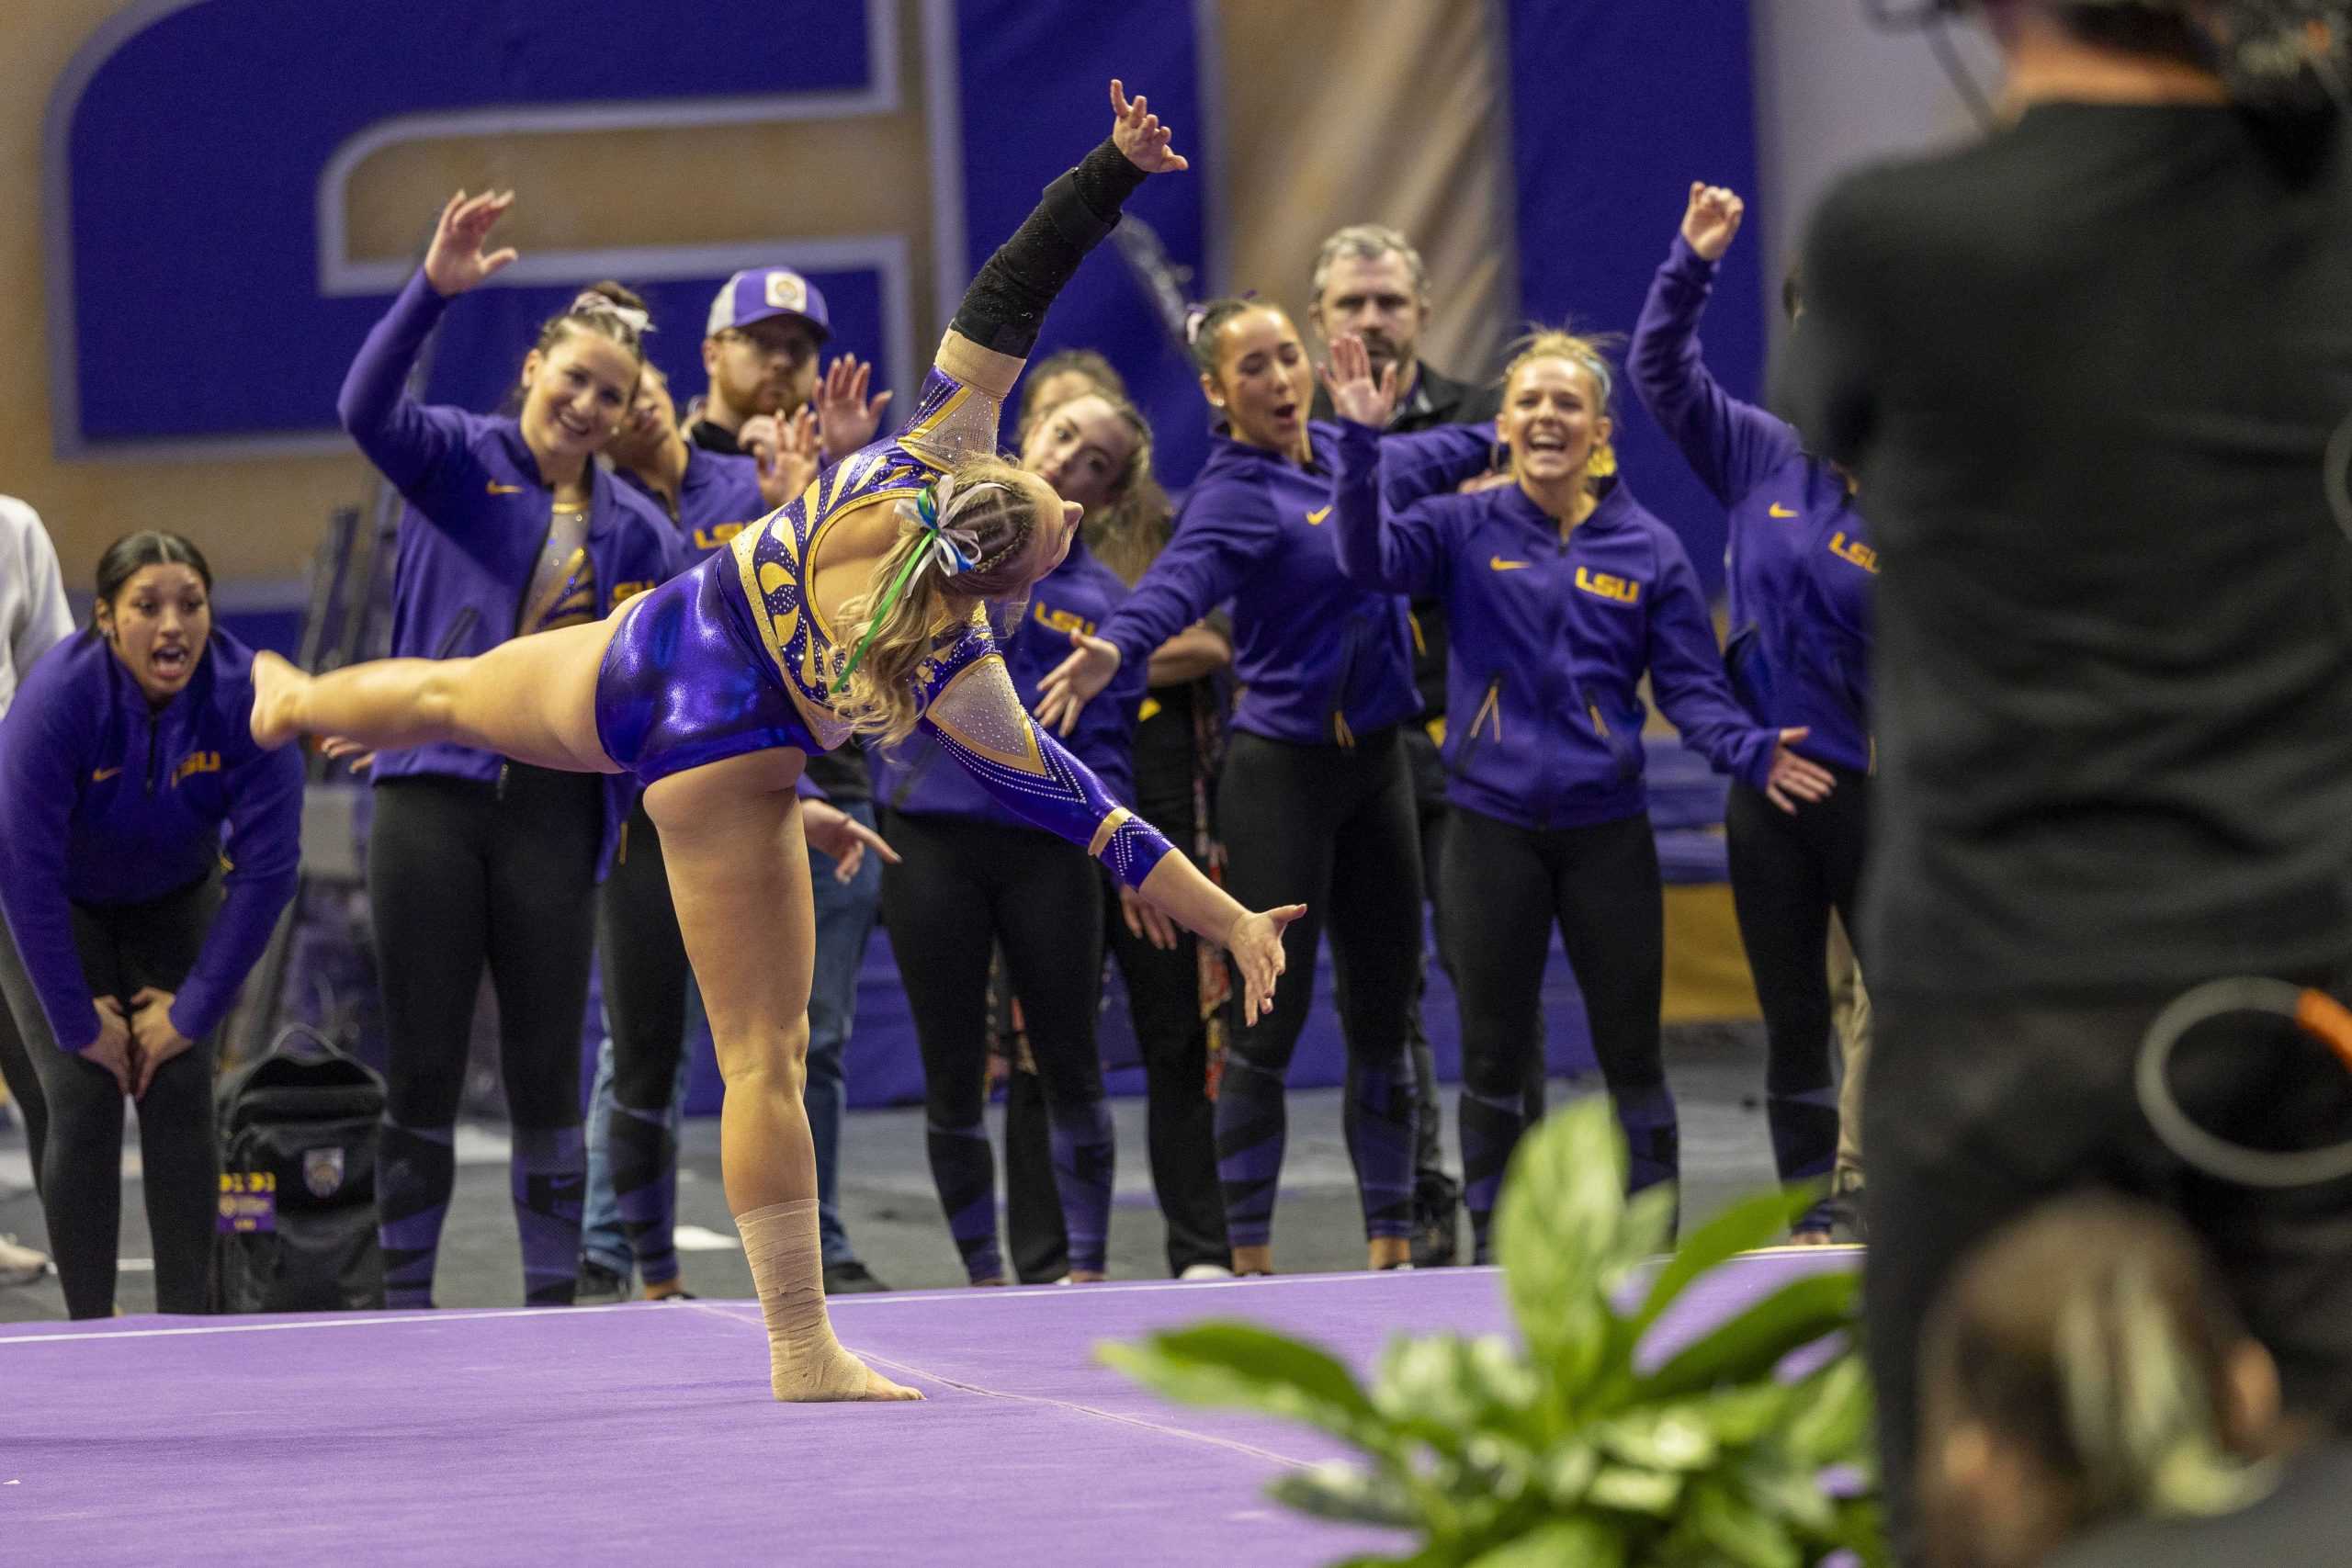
left=142, top=712, right=159, bottom=794
left=1329, top=622, right=1363, bottom=750
left=1454, top=678, right=1503, bottom=773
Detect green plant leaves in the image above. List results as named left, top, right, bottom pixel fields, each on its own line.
left=1096, top=1321, right=1391, bottom=1452
left=1100, top=1098, right=1885, bottom=1567
left=1639, top=1271, right=1860, bottom=1404
left=1268, top=1462, right=1419, bottom=1529
left=1492, top=1098, right=1626, bottom=1395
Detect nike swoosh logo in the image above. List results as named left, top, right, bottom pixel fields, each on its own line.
left=1489, top=557, right=1532, bottom=572
left=91, top=767, right=123, bottom=782
left=486, top=481, right=526, bottom=496
left=1768, top=503, right=1799, bottom=519
left=1306, top=506, right=1331, bottom=525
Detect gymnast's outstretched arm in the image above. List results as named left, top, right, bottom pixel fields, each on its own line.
left=910, top=635, right=1299, bottom=1022
left=923, top=80, right=1188, bottom=405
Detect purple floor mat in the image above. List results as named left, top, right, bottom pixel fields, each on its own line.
left=4, top=1250, right=1858, bottom=1565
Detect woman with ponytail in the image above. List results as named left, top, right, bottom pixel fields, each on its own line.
left=1780, top=0, right=2352, bottom=1549
left=252, top=81, right=1302, bottom=1401
left=334, top=218, right=678, bottom=1312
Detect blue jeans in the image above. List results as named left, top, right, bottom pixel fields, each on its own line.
left=807, top=800, right=883, bottom=1267
left=580, top=983, right=697, bottom=1279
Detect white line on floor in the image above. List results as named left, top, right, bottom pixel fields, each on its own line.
left=0, top=1303, right=639, bottom=1347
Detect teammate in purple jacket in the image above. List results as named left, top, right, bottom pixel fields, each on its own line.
left=1323, top=330, right=1831, bottom=1259
left=250, top=84, right=1302, bottom=1402
left=1036, top=299, right=1470, bottom=1276
left=336, top=231, right=681, bottom=1313
left=0, top=533, right=303, bottom=1317
left=1629, top=183, right=1877, bottom=1238
left=869, top=387, right=1155, bottom=1287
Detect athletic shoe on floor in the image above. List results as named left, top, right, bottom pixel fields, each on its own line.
left=1177, top=1263, right=1235, bottom=1281
left=0, top=1234, right=51, bottom=1288
left=823, top=1259, right=890, bottom=1294
left=574, top=1260, right=630, bottom=1304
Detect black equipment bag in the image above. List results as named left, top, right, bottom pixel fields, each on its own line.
left=212, top=1026, right=386, bottom=1312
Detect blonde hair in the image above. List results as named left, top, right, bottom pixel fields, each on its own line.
left=1502, top=324, right=1623, bottom=483
left=831, top=457, right=1044, bottom=745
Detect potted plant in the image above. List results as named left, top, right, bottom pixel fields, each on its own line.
left=1101, top=1097, right=1885, bottom=1566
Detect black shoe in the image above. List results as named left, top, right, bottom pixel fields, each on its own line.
left=824, top=1259, right=891, bottom=1294
left=575, top=1261, right=630, bottom=1304
left=1410, top=1190, right=1461, bottom=1269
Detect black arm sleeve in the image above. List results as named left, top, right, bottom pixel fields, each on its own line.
left=949, top=138, right=1148, bottom=358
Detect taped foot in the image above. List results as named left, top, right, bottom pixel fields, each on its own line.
left=771, top=1344, right=923, bottom=1403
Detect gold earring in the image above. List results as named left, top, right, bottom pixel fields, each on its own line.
left=1587, top=441, right=1617, bottom=479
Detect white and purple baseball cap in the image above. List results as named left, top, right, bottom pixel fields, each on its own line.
left=706, top=267, right=831, bottom=344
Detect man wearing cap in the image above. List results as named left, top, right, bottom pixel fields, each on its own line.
left=690, top=266, right=888, bottom=466
left=690, top=265, right=897, bottom=1293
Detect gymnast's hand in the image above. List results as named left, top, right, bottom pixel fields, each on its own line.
left=1035, top=626, right=1123, bottom=738
left=85, top=997, right=133, bottom=1097
left=1110, top=79, right=1190, bottom=174
left=424, top=189, right=520, bottom=296
left=1764, top=728, right=1837, bottom=815
left=803, top=798, right=901, bottom=883
left=1317, top=334, right=1400, bottom=430
left=815, top=355, right=894, bottom=463
left=1680, top=182, right=1746, bottom=263
left=1224, top=904, right=1307, bottom=1027
left=127, top=987, right=195, bottom=1100
left=747, top=408, right=821, bottom=510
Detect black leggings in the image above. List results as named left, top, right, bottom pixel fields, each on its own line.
left=0, top=916, right=49, bottom=1196
left=1724, top=771, right=1869, bottom=1199
left=1442, top=807, right=1673, bottom=1257
left=0, top=875, right=222, bottom=1319
left=598, top=799, right=691, bottom=1112
left=595, top=796, right=695, bottom=1282
left=368, top=768, right=601, bottom=1305
left=1213, top=728, right=1423, bottom=1247
left=879, top=809, right=1110, bottom=1280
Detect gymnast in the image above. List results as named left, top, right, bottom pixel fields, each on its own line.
left=250, top=81, right=1302, bottom=1402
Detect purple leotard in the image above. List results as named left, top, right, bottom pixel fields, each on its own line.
left=592, top=341, right=1175, bottom=889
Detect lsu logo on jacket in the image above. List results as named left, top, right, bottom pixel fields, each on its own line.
left=1574, top=567, right=1641, bottom=605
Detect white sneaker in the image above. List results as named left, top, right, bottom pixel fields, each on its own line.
left=1178, top=1263, right=1235, bottom=1281
left=0, top=1234, right=51, bottom=1287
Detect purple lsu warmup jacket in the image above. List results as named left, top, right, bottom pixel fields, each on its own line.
left=340, top=270, right=683, bottom=871
left=1096, top=422, right=1478, bottom=750
left=1329, top=420, right=1785, bottom=831
left=0, top=628, right=303, bottom=1051
left=1629, top=235, right=1875, bottom=773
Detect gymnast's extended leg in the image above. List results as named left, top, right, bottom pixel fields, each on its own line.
left=248, top=615, right=621, bottom=773
left=642, top=750, right=919, bottom=1403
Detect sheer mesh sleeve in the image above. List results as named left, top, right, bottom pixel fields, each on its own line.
left=910, top=626, right=1174, bottom=888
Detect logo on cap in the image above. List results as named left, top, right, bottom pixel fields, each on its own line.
left=764, top=273, right=808, bottom=312
left=303, top=1146, right=347, bottom=1198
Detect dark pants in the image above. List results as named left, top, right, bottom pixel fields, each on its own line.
left=0, top=875, right=222, bottom=1319
left=1008, top=858, right=1232, bottom=1280
left=1213, top=728, right=1423, bottom=1248
left=0, top=917, right=49, bottom=1196
left=1725, top=770, right=1871, bottom=1218
left=1866, top=992, right=2352, bottom=1562
left=1442, top=807, right=1673, bottom=1258
left=879, top=810, right=1109, bottom=1282
left=594, top=797, right=693, bottom=1285
left=369, top=768, right=601, bottom=1306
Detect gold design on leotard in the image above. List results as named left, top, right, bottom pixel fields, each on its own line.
left=757, top=561, right=791, bottom=596
left=1088, top=807, right=1133, bottom=859
left=902, top=383, right=1001, bottom=469
left=924, top=652, right=1046, bottom=774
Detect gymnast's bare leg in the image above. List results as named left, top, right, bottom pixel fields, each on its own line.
left=251, top=631, right=917, bottom=1400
